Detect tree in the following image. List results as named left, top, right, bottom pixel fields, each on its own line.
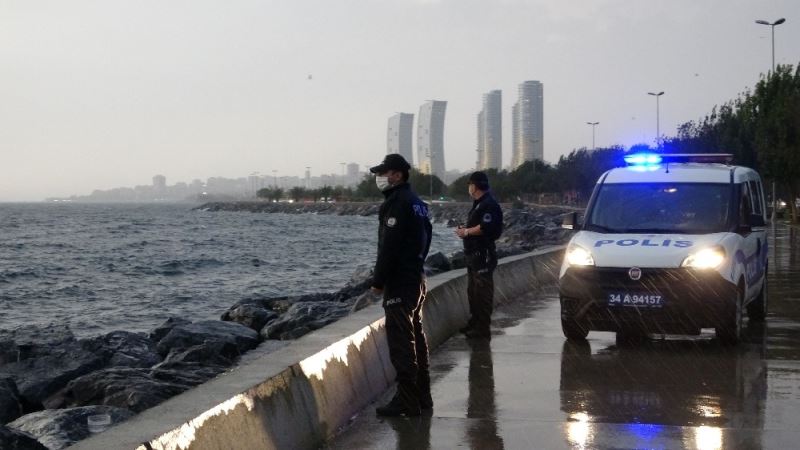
left=408, top=170, right=446, bottom=201
left=289, top=186, right=306, bottom=202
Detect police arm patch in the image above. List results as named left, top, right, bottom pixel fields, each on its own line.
left=483, top=213, right=492, bottom=223
left=387, top=217, right=397, bottom=227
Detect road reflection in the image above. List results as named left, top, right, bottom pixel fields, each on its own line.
left=560, top=326, right=767, bottom=449
left=465, top=339, right=505, bottom=450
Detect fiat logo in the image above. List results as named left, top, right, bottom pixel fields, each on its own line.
left=629, top=267, right=642, bottom=281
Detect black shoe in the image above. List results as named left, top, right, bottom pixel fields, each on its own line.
left=376, top=399, right=421, bottom=417
left=464, top=328, right=491, bottom=340
left=459, top=323, right=474, bottom=334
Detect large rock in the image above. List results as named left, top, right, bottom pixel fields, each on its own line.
left=161, top=342, right=236, bottom=368
left=148, top=317, right=191, bottom=343
left=8, top=406, right=133, bottom=450
left=155, top=320, right=259, bottom=358
left=47, top=368, right=194, bottom=413
left=0, top=425, right=47, bottom=450
left=425, top=251, right=451, bottom=273
left=220, top=304, right=279, bottom=332
left=260, top=301, right=350, bottom=340
left=79, top=331, right=161, bottom=368
left=0, top=324, right=76, bottom=365
left=0, top=342, right=104, bottom=409
left=0, top=377, right=23, bottom=424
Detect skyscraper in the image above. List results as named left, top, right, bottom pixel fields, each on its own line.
left=387, top=113, right=414, bottom=163
left=476, top=90, right=502, bottom=170
left=511, top=81, right=544, bottom=168
left=417, top=100, right=447, bottom=180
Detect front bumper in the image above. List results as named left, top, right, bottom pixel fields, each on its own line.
left=559, top=266, right=738, bottom=334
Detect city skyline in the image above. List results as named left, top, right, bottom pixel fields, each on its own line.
left=2, top=1, right=798, bottom=201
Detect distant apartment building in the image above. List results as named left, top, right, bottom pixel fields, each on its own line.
left=152, top=175, right=166, bottom=189
left=417, top=100, right=447, bottom=180
left=476, top=90, right=502, bottom=170
left=511, top=80, right=544, bottom=169
left=387, top=113, right=414, bottom=163
left=347, top=163, right=360, bottom=185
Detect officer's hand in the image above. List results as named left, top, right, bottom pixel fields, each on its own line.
left=370, top=286, right=383, bottom=295
left=455, top=226, right=467, bottom=239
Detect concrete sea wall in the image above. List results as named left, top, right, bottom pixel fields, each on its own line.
left=69, top=246, right=564, bottom=450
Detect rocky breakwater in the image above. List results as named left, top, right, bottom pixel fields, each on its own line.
left=0, top=268, right=379, bottom=450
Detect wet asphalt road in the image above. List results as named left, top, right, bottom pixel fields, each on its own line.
left=326, top=224, right=800, bottom=450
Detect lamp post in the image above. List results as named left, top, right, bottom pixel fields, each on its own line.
left=755, top=18, right=786, bottom=71
left=647, top=91, right=664, bottom=148
left=755, top=18, right=785, bottom=222
left=586, top=122, right=599, bottom=150
left=425, top=149, right=433, bottom=202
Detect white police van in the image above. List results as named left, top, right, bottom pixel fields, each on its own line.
left=559, top=153, right=768, bottom=344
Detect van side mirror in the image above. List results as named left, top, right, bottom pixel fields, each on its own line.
left=749, top=214, right=766, bottom=228
left=562, top=212, right=580, bottom=230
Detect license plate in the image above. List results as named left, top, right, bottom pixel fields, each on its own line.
left=607, top=293, right=665, bottom=308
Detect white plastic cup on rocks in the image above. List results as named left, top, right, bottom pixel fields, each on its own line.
left=87, top=414, right=111, bottom=433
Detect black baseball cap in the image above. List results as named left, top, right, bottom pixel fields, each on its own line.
left=468, top=171, right=490, bottom=188
left=370, top=153, right=411, bottom=174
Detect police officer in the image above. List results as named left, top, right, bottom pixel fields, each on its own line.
left=369, top=153, right=433, bottom=417
left=455, top=171, right=503, bottom=339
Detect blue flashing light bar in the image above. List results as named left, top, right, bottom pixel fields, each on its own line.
left=624, top=152, right=734, bottom=166
left=624, top=153, right=662, bottom=166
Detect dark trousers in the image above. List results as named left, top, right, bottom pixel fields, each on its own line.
left=383, top=280, right=430, bottom=406
left=466, top=248, right=496, bottom=332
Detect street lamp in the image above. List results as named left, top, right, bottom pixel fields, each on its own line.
left=586, top=122, right=599, bottom=150
left=755, top=18, right=786, bottom=71
left=756, top=18, right=786, bottom=222
left=647, top=91, right=665, bottom=148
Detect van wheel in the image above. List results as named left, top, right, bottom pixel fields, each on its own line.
left=562, top=318, right=589, bottom=340
left=716, top=288, right=743, bottom=345
left=747, top=274, right=768, bottom=322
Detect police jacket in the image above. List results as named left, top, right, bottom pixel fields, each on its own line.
left=463, top=191, right=503, bottom=254
left=372, top=182, right=433, bottom=290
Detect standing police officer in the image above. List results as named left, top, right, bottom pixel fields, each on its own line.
left=369, top=153, right=433, bottom=417
left=455, top=171, right=503, bottom=339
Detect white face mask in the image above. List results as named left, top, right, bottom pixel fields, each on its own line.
left=375, top=176, right=391, bottom=191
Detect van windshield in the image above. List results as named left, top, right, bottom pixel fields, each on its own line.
left=586, top=183, right=731, bottom=234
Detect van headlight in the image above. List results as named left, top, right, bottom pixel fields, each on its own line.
left=566, top=244, right=595, bottom=266
left=681, top=246, right=726, bottom=269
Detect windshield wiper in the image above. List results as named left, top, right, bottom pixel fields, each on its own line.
left=585, top=224, right=616, bottom=233
left=620, top=228, right=686, bottom=234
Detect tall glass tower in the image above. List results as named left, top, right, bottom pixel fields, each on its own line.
left=417, top=100, right=447, bottom=180
left=512, top=81, right=544, bottom=168
left=477, top=90, right=502, bottom=170
left=387, top=113, right=414, bottom=163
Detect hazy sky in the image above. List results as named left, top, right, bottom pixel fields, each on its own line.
left=2, top=0, right=798, bottom=201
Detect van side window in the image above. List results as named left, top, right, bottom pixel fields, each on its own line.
left=739, top=183, right=752, bottom=224
left=748, top=180, right=763, bottom=215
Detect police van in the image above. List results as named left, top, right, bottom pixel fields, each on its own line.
left=559, top=153, right=768, bottom=344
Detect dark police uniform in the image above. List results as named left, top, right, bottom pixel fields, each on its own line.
left=373, top=181, right=433, bottom=415
left=463, top=191, right=503, bottom=336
